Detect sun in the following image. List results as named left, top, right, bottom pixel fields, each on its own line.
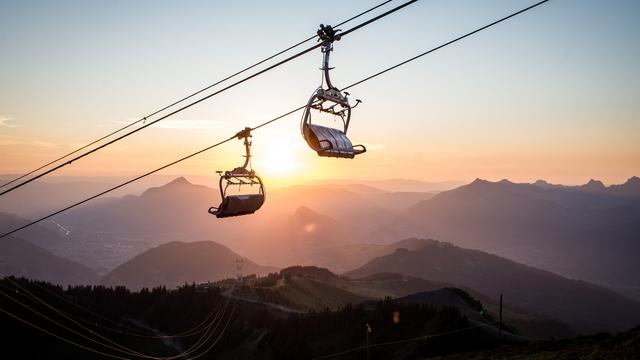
left=255, top=141, right=301, bottom=178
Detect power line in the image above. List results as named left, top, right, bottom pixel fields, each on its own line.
left=0, top=304, right=133, bottom=360
left=0, top=0, right=392, bottom=192
left=3, top=279, right=231, bottom=359
left=0, top=280, right=235, bottom=359
left=185, top=298, right=238, bottom=360
left=343, top=0, right=550, bottom=92
left=0, top=0, right=401, bottom=197
left=0, top=0, right=551, bottom=240
left=0, top=43, right=317, bottom=198
left=0, top=286, right=149, bottom=358
left=0, top=134, right=235, bottom=239
left=31, top=281, right=224, bottom=339
left=310, top=325, right=482, bottom=360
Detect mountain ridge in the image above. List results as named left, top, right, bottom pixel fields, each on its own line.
left=346, top=238, right=640, bottom=334
left=101, top=240, right=277, bottom=290
left=387, top=178, right=640, bottom=293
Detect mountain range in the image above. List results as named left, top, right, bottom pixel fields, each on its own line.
left=102, top=241, right=276, bottom=290
left=104, top=237, right=639, bottom=334
left=3, top=177, right=436, bottom=273
left=1, top=175, right=639, bottom=335
left=385, top=177, right=640, bottom=297
left=346, top=238, right=640, bottom=334
left=3, top=176, right=639, bottom=290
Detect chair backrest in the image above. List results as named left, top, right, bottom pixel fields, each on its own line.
left=305, top=124, right=357, bottom=158
left=214, top=194, right=265, bottom=218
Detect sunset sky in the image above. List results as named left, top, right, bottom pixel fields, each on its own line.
left=1, top=0, right=639, bottom=188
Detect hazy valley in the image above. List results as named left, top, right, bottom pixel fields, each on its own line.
left=1, top=176, right=639, bottom=342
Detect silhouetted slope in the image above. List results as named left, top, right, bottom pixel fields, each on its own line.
left=234, top=265, right=371, bottom=311
left=429, top=326, right=640, bottom=360
left=228, top=266, right=450, bottom=312
left=3, top=278, right=630, bottom=360
left=0, top=236, right=98, bottom=285
left=389, top=178, right=640, bottom=290
left=0, top=278, right=496, bottom=360
left=399, top=288, right=487, bottom=321
left=346, top=239, right=640, bottom=333
left=0, top=279, right=224, bottom=359
left=222, top=265, right=568, bottom=339
left=102, top=241, right=276, bottom=290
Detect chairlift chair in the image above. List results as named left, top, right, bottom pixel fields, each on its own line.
left=208, top=128, right=265, bottom=218
left=301, top=24, right=366, bottom=159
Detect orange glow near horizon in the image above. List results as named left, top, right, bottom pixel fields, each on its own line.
left=1, top=1, right=640, bottom=188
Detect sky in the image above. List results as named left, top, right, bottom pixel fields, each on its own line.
left=1, top=0, right=639, bottom=188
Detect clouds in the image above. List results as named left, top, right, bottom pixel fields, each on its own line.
left=0, top=116, right=54, bottom=147
left=0, top=116, right=18, bottom=128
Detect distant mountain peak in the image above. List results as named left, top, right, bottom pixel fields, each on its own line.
left=166, top=176, right=192, bottom=186
left=466, top=178, right=491, bottom=189
left=102, top=240, right=275, bottom=290
left=290, top=206, right=339, bottom=230
left=293, top=206, right=320, bottom=218
left=586, top=179, right=604, bottom=186
left=139, top=176, right=210, bottom=199
left=625, top=176, right=640, bottom=185
left=582, top=179, right=605, bottom=191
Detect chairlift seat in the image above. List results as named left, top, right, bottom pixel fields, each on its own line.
left=209, top=194, right=265, bottom=218
left=303, top=124, right=366, bottom=159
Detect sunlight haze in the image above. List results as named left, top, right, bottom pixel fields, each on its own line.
left=1, top=0, right=639, bottom=187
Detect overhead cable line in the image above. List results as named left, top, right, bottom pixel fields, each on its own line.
left=342, top=0, right=550, bottom=92
left=0, top=0, right=550, bottom=240
left=0, top=280, right=234, bottom=359
left=31, top=281, right=225, bottom=339
left=310, top=325, right=483, bottom=360
left=0, top=304, right=132, bottom=360
left=2, top=280, right=231, bottom=359
left=0, top=0, right=399, bottom=197
left=185, top=299, right=238, bottom=360
left=0, top=286, right=149, bottom=358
